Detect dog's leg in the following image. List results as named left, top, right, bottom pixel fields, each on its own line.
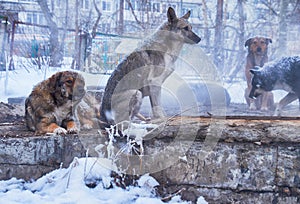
left=249, top=99, right=257, bottom=110
left=148, top=85, right=165, bottom=119
left=274, top=92, right=298, bottom=116
left=261, top=92, right=274, bottom=111
left=135, top=113, right=151, bottom=122
left=129, top=90, right=150, bottom=121
left=245, top=87, right=258, bottom=110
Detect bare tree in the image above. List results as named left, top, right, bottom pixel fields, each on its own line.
left=119, top=0, right=124, bottom=34
left=125, top=0, right=146, bottom=29
left=228, top=0, right=246, bottom=81
left=85, top=0, right=102, bottom=67
left=71, top=0, right=80, bottom=70
left=213, top=0, right=224, bottom=72
left=71, top=0, right=103, bottom=70
left=201, top=0, right=211, bottom=53
left=37, top=0, right=63, bottom=67
left=276, top=0, right=288, bottom=57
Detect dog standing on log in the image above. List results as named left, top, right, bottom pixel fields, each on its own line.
left=77, top=90, right=103, bottom=129
left=100, top=7, right=201, bottom=128
left=25, top=71, right=85, bottom=135
left=249, top=56, right=300, bottom=116
left=244, top=36, right=274, bottom=110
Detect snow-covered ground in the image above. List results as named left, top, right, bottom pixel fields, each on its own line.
left=0, top=157, right=207, bottom=204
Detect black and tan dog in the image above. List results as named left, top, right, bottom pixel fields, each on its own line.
left=249, top=56, right=300, bottom=116
left=25, top=71, right=85, bottom=134
left=100, top=7, right=201, bottom=128
left=244, top=36, right=274, bottom=110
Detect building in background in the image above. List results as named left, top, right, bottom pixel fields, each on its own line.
left=1, top=0, right=300, bottom=75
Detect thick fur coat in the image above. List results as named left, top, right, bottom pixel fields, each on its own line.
left=25, top=71, right=85, bottom=134
left=249, top=56, right=300, bottom=115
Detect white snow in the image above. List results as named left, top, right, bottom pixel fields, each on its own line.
left=0, top=157, right=208, bottom=204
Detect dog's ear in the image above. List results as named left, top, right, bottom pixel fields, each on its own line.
left=48, top=72, right=63, bottom=92
left=266, top=38, right=272, bottom=44
left=245, top=38, right=252, bottom=47
left=181, top=10, right=191, bottom=20
left=167, top=7, right=177, bottom=23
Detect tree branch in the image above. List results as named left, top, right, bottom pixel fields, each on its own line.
left=92, top=0, right=102, bottom=38
left=125, top=0, right=145, bottom=30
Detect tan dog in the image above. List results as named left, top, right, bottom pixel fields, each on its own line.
left=244, top=36, right=274, bottom=110
left=25, top=71, right=85, bottom=135
left=76, top=90, right=102, bottom=129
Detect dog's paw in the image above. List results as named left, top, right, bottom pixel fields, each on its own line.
left=82, top=123, right=93, bottom=130
left=249, top=102, right=257, bottom=110
left=274, top=108, right=282, bottom=117
left=53, top=127, right=68, bottom=135
left=260, top=106, right=268, bottom=111
left=144, top=117, right=151, bottom=122
left=67, top=126, right=79, bottom=134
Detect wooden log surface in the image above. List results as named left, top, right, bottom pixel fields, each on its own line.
left=0, top=116, right=299, bottom=203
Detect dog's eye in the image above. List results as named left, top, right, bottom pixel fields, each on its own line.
left=66, top=80, right=73, bottom=84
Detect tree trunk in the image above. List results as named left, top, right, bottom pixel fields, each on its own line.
left=37, top=0, right=63, bottom=67
left=119, top=0, right=124, bottom=34
left=201, top=0, right=211, bottom=53
left=277, top=0, right=288, bottom=57
left=59, top=0, right=69, bottom=63
left=213, top=0, right=224, bottom=72
left=229, top=0, right=246, bottom=81
left=72, top=0, right=80, bottom=70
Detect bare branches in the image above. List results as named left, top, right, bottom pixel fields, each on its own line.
left=92, top=0, right=102, bottom=38
left=125, top=0, right=145, bottom=30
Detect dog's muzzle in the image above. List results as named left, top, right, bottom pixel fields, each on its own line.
left=186, top=32, right=201, bottom=44
left=72, top=86, right=86, bottom=100
left=256, top=47, right=262, bottom=52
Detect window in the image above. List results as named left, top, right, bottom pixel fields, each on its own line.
left=80, top=0, right=89, bottom=9
left=102, top=1, right=111, bottom=11
left=162, top=4, right=167, bottom=13
left=32, top=13, right=37, bottom=24
left=153, top=3, right=160, bottom=12
left=27, top=13, right=32, bottom=23
left=39, top=14, right=44, bottom=25
left=26, top=12, right=44, bottom=25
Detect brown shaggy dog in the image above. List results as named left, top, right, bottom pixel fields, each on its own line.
left=244, top=36, right=274, bottom=110
left=25, top=71, right=85, bottom=135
